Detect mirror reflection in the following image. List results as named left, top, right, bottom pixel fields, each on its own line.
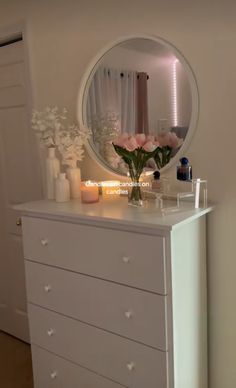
left=84, top=38, right=193, bottom=175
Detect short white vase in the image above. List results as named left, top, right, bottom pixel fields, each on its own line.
left=66, top=166, right=81, bottom=199
left=46, top=147, right=60, bottom=199
left=55, top=173, right=70, bottom=202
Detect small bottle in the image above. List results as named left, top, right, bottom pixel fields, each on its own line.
left=152, top=171, right=162, bottom=191
left=177, top=157, right=192, bottom=181
left=55, top=173, right=70, bottom=202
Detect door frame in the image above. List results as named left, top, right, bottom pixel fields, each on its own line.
left=0, top=22, right=34, bottom=110
left=0, top=21, right=43, bottom=196
left=0, top=22, right=42, bottom=341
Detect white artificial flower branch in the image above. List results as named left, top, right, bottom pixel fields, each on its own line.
left=32, top=106, right=91, bottom=168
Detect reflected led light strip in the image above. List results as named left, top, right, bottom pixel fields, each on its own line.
left=172, top=59, right=179, bottom=127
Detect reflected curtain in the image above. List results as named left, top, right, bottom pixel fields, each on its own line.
left=87, top=66, right=137, bottom=133
left=136, top=72, right=149, bottom=134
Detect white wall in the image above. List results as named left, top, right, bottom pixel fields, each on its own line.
left=1, top=1, right=236, bottom=387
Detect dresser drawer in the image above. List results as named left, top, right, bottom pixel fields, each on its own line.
left=31, top=345, right=125, bottom=388
left=26, top=261, right=167, bottom=350
left=23, top=217, right=166, bottom=294
left=29, top=305, right=168, bottom=388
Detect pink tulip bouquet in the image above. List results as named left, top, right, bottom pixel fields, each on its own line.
left=154, top=131, right=183, bottom=169
left=113, top=132, right=183, bottom=206
left=113, top=133, right=159, bottom=205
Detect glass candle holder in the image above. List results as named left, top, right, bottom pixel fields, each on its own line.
left=81, top=181, right=99, bottom=204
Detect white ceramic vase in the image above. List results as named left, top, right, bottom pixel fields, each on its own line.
left=46, top=147, right=60, bottom=199
left=55, top=173, right=70, bottom=202
left=66, top=166, right=81, bottom=199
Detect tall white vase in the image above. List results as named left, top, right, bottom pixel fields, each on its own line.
left=46, top=147, right=60, bottom=199
left=66, top=166, right=81, bottom=199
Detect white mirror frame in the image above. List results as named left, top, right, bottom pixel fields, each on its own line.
left=77, top=34, right=199, bottom=178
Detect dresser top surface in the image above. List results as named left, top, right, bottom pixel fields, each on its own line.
left=15, top=198, right=213, bottom=232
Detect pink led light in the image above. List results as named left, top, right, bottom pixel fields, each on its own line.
left=172, top=59, right=179, bottom=126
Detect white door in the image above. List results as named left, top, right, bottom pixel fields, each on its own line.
left=0, top=37, right=42, bottom=342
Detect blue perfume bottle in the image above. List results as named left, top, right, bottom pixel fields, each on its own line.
left=152, top=170, right=162, bottom=191
left=177, top=157, right=192, bottom=181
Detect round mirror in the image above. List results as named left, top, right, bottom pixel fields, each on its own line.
left=78, top=35, right=199, bottom=177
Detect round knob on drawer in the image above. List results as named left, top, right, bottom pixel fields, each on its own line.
left=50, top=371, right=58, bottom=379
left=41, top=239, right=49, bottom=246
left=44, top=285, right=52, bottom=293
left=122, top=256, right=131, bottom=264
left=126, top=361, right=135, bottom=371
left=47, top=328, right=54, bottom=337
left=16, top=218, right=22, bottom=227
left=124, top=310, right=133, bottom=319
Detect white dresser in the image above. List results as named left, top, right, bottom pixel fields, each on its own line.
left=16, top=198, right=212, bottom=388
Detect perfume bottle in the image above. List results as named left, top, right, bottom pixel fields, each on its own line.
left=152, top=171, right=162, bottom=191
left=177, top=157, right=192, bottom=181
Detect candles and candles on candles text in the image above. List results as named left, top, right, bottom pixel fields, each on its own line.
left=80, top=180, right=122, bottom=203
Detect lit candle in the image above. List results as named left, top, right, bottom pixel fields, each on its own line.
left=101, top=180, right=120, bottom=200
left=81, top=181, right=99, bottom=204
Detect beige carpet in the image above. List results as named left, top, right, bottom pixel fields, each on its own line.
left=0, top=331, right=33, bottom=388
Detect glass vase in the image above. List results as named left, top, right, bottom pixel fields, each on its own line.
left=128, top=177, right=143, bottom=207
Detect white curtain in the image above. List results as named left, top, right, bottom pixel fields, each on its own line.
left=87, top=66, right=137, bottom=133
